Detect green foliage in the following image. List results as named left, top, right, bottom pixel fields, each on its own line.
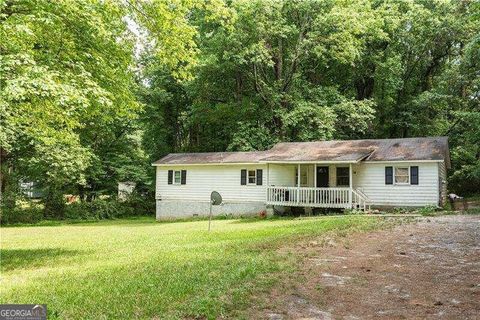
left=2, top=194, right=154, bottom=224
left=418, top=205, right=438, bottom=216
left=343, top=209, right=364, bottom=215
left=43, top=188, right=66, bottom=219
left=1, top=0, right=479, bottom=211
left=0, top=0, right=150, bottom=209
left=123, top=191, right=155, bottom=215
left=0, top=202, right=43, bottom=224
left=63, top=192, right=154, bottom=221
left=65, top=199, right=131, bottom=220
left=140, top=0, right=479, bottom=194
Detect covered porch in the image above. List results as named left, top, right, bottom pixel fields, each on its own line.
left=265, top=162, right=370, bottom=210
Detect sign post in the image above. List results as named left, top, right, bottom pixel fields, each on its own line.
left=209, top=191, right=222, bottom=231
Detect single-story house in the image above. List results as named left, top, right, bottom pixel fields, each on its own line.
left=153, top=137, right=450, bottom=219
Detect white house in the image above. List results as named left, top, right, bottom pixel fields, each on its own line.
left=153, top=137, right=450, bottom=219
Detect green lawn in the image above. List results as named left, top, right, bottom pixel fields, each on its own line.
left=1, top=216, right=397, bottom=319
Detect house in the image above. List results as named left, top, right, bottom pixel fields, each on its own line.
left=153, top=137, right=450, bottom=219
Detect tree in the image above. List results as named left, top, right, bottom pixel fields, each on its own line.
left=0, top=0, right=140, bottom=214
left=139, top=0, right=480, bottom=194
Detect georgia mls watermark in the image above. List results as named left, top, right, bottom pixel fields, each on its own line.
left=0, top=305, right=47, bottom=320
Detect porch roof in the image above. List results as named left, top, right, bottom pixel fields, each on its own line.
left=261, top=143, right=372, bottom=162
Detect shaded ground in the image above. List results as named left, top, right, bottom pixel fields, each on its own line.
left=249, top=215, right=480, bottom=319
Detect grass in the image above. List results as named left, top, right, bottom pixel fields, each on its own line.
left=1, top=215, right=401, bottom=319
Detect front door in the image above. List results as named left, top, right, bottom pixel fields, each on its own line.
left=316, top=166, right=329, bottom=187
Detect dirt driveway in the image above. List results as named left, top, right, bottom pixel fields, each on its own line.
left=251, top=215, right=480, bottom=320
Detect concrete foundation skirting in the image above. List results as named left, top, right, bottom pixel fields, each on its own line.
left=156, top=200, right=267, bottom=220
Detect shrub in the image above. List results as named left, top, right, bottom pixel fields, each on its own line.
left=2, top=193, right=154, bottom=225
left=65, top=199, right=132, bottom=220
left=43, top=188, right=66, bottom=219
left=123, top=192, right=155, bottom=216
left=343, top=209, right=364, bottom=215
left=0, top=202, right=44, bottom=224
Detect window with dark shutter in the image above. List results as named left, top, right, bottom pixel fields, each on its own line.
left=168, top=170, right=173, bottom=184
left=240, top=169, right=247, bottom=185
left=385, top=166, right=393, bottom=185
left=411, top=166, right=418, bottom=185
left=256, top=169, right=263, bottom=185
left=181, top=170, right=187, bottom=185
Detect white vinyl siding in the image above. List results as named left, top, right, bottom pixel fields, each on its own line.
left=267, top=164, right=296, bottom=186
left=156, top=161, right=443, bottom=207
left=353, top=162, right=439, bottom=207
left=157, top=165, right=267, bottom=202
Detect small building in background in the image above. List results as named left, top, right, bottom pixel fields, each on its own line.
left=118, top=181, right=136, bottom=201
left=19, top=181, right=43, bottom=198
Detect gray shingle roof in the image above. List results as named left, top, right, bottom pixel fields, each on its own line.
left=153, top=151, right=269, bottom=165
left=153, top=137, right=450, bottom=167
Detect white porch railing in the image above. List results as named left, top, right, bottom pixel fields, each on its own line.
left=266, top=186, right=350, bottom=208
left=266, top=186, right=370, bottom=210
left=352, top=189, right=370, bottom=211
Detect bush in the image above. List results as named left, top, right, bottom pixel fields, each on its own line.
left=123, top=192, right=155, bottom=216
left=343, top=208, right=364, bottom=215
left=2, top=193, right=155, bottom=225
left=44, top=189, right=66, bottom=219
left=0, top=203, right=44, bottom=224
left=64, top=194, right=154, bottom=221
left=65, top=199, right=132, bottom=220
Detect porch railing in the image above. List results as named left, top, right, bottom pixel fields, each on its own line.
left=266, top=186, right=351, bottom=208
left=266, top=186, right=371, bottom=210
left=352, top=189, right=371, bottom=211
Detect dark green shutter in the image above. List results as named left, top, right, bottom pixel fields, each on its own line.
left=385, top=166, right=393, bottom=185
left=411, top=166, right=418, bottom=185
left=181, top=170, right=187, bottom=185
left=168, top=170, right=173, bottom=184
left=256, top=169, right=263, bottom=185
left=241, top=169, right=247, bottom=185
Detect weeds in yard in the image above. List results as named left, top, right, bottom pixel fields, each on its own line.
left=418, top=205, right=439, bottom=216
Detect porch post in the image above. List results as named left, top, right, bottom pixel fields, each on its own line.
left=266, top=163, right=269, bottom=203
left=297, top=164, right=301, bottom=204
left=349, top=163, right=353, bottom=209
left=314, top=164, right=317, bottom=188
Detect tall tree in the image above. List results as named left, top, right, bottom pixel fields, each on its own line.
left=0, top=0, right=141, bottom=213
left=140, top=0, right=479, bottom=194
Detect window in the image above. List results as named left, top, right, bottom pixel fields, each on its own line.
left=174, top=170, right=181, bottom=184
left=295, top=167, right=308, bottom=186
left=248, top=170, right=256, bottom=184
left=336, top=167, right=350, bottom=186
left=168, top=170, right=186, bottom=185
left=241, top=169, right=262, bottom=185
left=394, top=167, right=409, bottom=184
